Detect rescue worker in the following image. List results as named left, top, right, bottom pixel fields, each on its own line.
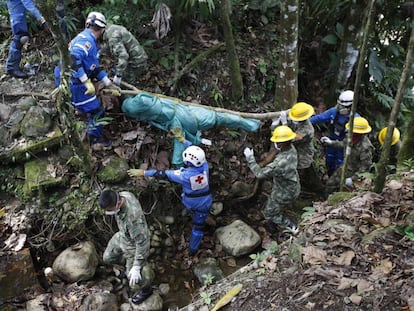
left=99, top=189, right=154, bottom=305
left=244, top=125, right=301, bottom=235
left=69, top=11, right=120, bottom=146
left=128, top=142, right=212, bottom=256
left=377, top=127, right=401, bottom=168
left=5, top=0, right=49, bottom=78
left=310, top=90, right=359, bottom=176
left=101, top=23, right=148, bottom=86
left=322, top=117, right=374, bottom=195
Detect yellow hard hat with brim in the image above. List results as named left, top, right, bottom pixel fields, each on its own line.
left=270, top=125, right=297, bottom=142
left=288, top=102, right=315, bottom=121
left=378, top=127, right=400, bottom=145
left=345, top=117, right=372, bottom=134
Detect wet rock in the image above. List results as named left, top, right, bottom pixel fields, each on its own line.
left=210, top=202, right=223, bottom=216
left=52, top=241, right=99, bottom=283
left=0, top=102, right=12, bottom=121
left=20, top=106, right=52, bottom=138
left=23, top=157, right=67, bottom=195
left=130, top=293, right=163, bottom=311
left=0, top=248, right=42, bottom=301
left=193, top=257, right=225, bottom=285
left=26, top=294, right=51, bottom=311
left=0, top=125, right=63, bottom=164
left=214, top=220, right=261, bottom=257
left=97, top=156, right=129, bottom=183
left=81, top=292, right=119, bottom=311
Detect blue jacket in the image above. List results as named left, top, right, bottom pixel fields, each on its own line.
left=69, top=28, right=107, bottom=82
left=145, top=162, right=212, bottom=212
left=310, top=107, right=359, bottom=141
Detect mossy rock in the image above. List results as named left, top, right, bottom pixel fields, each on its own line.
left=23, top=157, right=67, bottom=195
left=0, top=126, right=63, bottom=165
left=97, top=156, right=129, bottom=183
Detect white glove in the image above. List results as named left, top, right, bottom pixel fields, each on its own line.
left=244, top=147, right=254, bottom=158
left=320, top=136, right=333, bottom=145
left=345, top=177, right=353, bottom=187
left=101, top=76, right=112, bottom=87
left=113, top=75, right=122, bottom=86
left=201, top=138, right=212, bottom=146
left=128, top=265, right=142, bottom=287
left=280, top=110, right=288, bottom=125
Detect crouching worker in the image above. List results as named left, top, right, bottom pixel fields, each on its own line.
left=128, top=142, right=212, bottom=256
left=99, top=189, right=154, bottom=305
left=244, top=125, right=301, bottom=235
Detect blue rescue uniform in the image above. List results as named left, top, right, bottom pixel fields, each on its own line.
left=310, top=108, right=359, bottom=176
left=144, top=160, right=212, bottom=254
left=69, top=28, right=108, bottom=139
left=5, top=0, right=42, bottom=73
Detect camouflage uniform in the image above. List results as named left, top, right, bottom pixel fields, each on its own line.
left=103, top=191, right=151, bottom=287
left=246, top=145, right=300, bottom=227
left=102, top=24, right=148, bottom=84
left=325, top=135, right=374, bottom=194
left=289, top=119, right=324, bottom=193
left=289, top=119, right=314, bottom=169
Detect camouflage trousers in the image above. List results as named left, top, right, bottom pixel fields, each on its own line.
left=123, top=60, right=147, bottom=85
left=263, top=197, right=296, bottom=228
left=103, top=232, right=152, bottom=289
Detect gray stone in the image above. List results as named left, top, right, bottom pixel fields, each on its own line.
left=52, top=241, right=99, bottom=283
left=214, top=220, right=261, bottom=257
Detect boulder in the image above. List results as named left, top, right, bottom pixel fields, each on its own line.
left=52, top=241, right=99, bottom=283
left=214, top=220, right=261, bottom=257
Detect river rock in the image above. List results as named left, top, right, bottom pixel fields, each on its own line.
left=214, top=219, right=261, bottom=257
left=20, top=105, right=52, bottom=138
left=52, top=240, right=99, bottom=283
left=193, top=257, right=225, bottom=285
left=130, top=293, right=163, bottom=311
left=81, top=292, right=119, bottom=311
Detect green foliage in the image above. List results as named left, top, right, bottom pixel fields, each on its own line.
left=245, top=0, right=281, bottom=14
left=201, top=273, right=215, bottom=286
left=399, top=158, right=414, bottom=171
left=395, top=224, right=414, bottom=240
left=322, top=22, right=344, bottom=45
left=200, top=291, right=212, bottom=305
left=249, top=251, right=266, bottom=263
left=301, top=206, right=316, bottom=220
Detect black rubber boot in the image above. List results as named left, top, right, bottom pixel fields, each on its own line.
left=7, top=69, right=28, bottom=79
left=131, top=286, right=153, bottom=305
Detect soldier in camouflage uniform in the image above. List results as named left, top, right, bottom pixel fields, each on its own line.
left=322, top=117, right=374, bottom=195
left=102, top=23, right=148, bottom=85
left=288, top=102, right=325, bottom=194
left=99, top=189, right=153, bottom=305
left=244, top=125, right=301, bottom=234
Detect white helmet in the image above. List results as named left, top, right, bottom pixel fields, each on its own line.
left=337, top=90, right=354, bottom=107
left=182, top=145, right=206, bottom=167
left=86, top=12, right=107, bottom=29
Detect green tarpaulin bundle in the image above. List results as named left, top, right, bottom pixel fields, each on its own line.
left=122, top=93, right=261, bottom=166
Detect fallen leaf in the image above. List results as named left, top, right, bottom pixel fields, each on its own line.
left=349, top=293, right=362, bottom=305
left=337, top=277, right=358, bottom=290
left=332, top=250, right=355, bottom=266
left=302, top=245, right=327, bottom=265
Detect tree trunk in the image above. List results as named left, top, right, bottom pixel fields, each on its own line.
left=394, top=21, right=414, bottom=168
left=327, top=0, right=366, bottom=105
left=39, top=1, right=92, bottom=174
left=220, top=0, right=244, bottom=102
left=339, top=0, right=375, bottom=192
left=274, top=0, right=299, bottom=110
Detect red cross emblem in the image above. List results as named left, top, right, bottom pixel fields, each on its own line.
left=195, top=175, right=204, bottom=184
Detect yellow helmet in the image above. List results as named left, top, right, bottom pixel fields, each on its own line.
left=345, top=117, right=372, bottom=134
left=378, top=127, right=400, bottom=145
left=270, top=125, right=297, bottom=142
left=288, top=102, right=315, bottom=121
